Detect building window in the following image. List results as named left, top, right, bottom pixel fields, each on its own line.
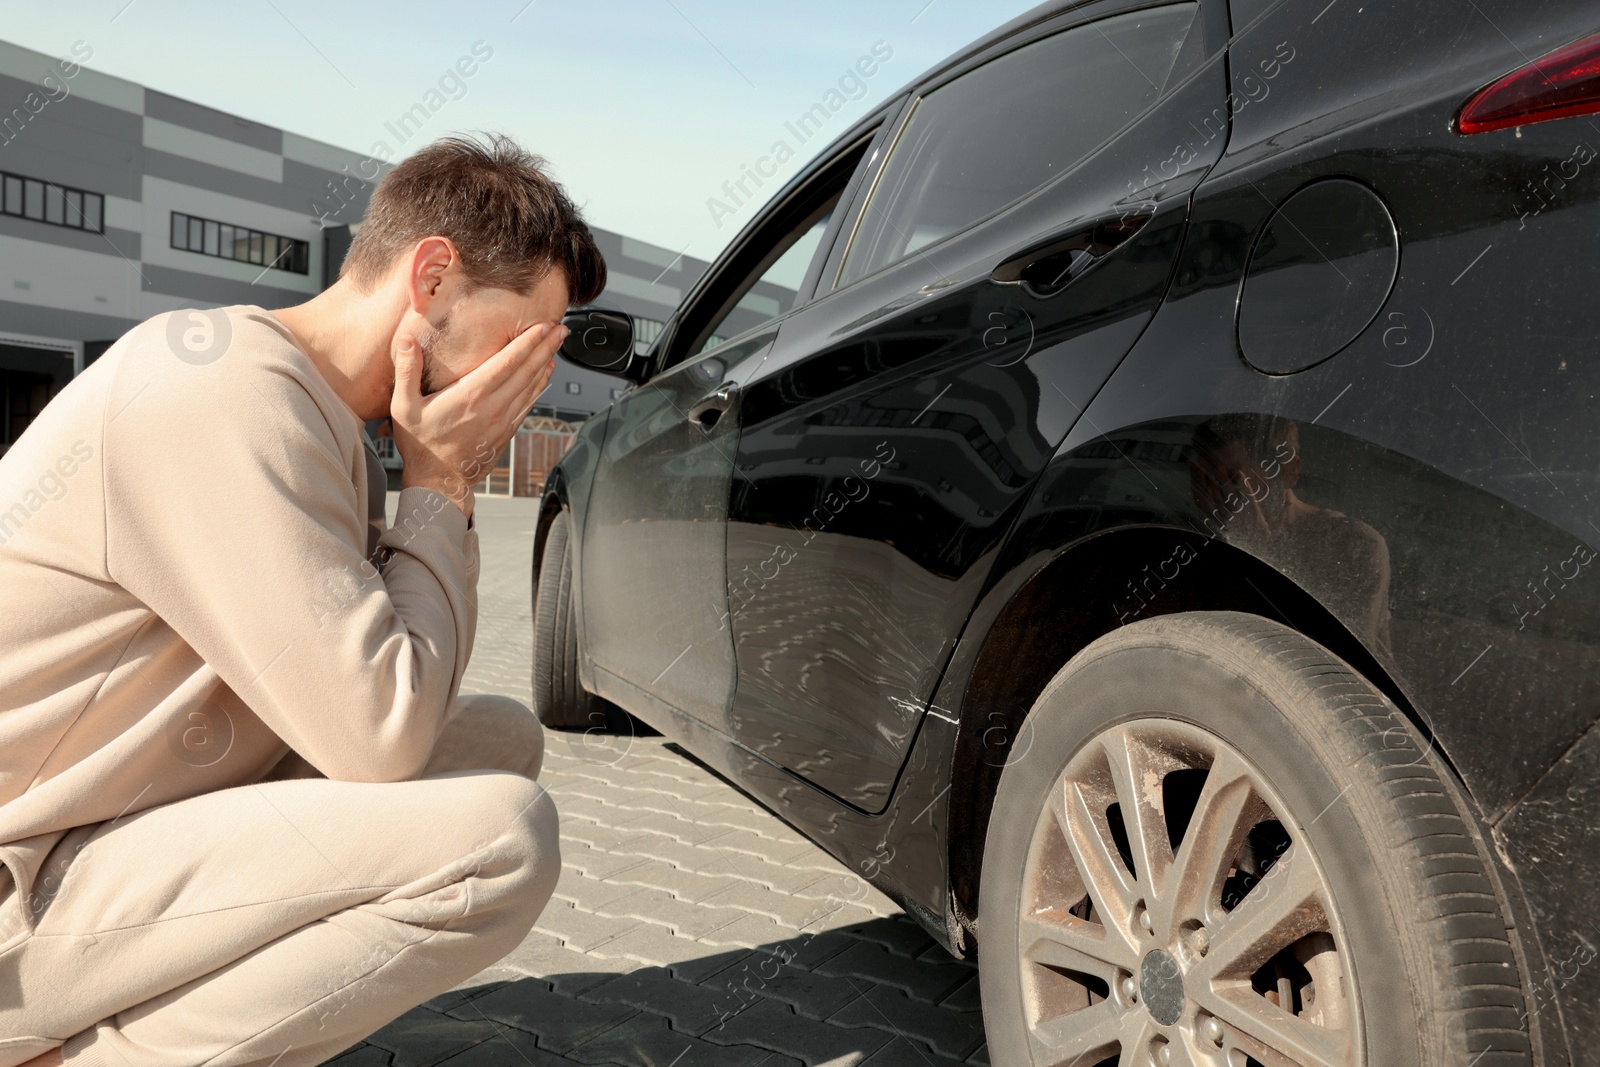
left=170, top=211, right=310, bottom=275
left=565, top=381, right=582, bottom=395
left=633, top=316, right=665, bottom=347
left=1, top=170, right=104, bottom=233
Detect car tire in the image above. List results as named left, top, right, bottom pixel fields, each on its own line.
left=532, top=509, right=605, bottom=730
left=977, top=611, right=1530, bottom=1067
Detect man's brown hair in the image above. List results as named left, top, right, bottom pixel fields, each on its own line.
left=342, top=133, right=606, bottom=305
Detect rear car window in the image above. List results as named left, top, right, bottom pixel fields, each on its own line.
left=836, top=3, right=1199, bottom=289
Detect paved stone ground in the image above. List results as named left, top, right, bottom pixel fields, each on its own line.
left=332, top=494, right=989, bottom=1067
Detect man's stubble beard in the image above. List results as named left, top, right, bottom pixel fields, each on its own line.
left=414, top=312, right=452, bottom=396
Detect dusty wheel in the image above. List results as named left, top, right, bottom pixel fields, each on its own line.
left=978, top=611, right=1530, bottom=1067
left=532, top=509, right=606, bottom=730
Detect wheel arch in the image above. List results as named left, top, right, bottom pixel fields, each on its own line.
left=943, top=524, right=1443, bottom=944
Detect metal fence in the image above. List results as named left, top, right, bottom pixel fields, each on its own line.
left=473, top=416, right=577, bottom=498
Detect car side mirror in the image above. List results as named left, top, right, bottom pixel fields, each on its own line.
left=560, top=309, right=638, bottom=379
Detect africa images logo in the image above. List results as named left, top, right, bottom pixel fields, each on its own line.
left=166, top=704, right=235, bottom=768
left=165, top=308, right=233, bottom=366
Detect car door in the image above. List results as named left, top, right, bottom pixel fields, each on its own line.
left=581, top=122, right=890, bottom=734
left=723, top=0, right=1233, bottom=811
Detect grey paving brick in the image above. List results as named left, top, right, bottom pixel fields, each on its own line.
left=799, top=901, right=901, bottom=934
left=583, top=772, right=680, bottom=796
left=536, top=899, right=641, bottom=951
left=765, top=930, right=859, bottom=971
left=826, top=986, right=986, bottom=1060
left=589, top=924, right=754, bottom=982
left=789, top=875, right=899, bottom=914
left=581, top=791, right=688, bottom=820
left=836, top=920, right=938, bottom=961
left=459, top=977, right=638, bottom=1055
left=784, top=899, right=866, bottom=937
left=551, top=789, right=641, bottom=814
left=611, top=809, right=711, bottom=844
left=855, top=1037, right=970, bottom=1067
left=598, top=788, right=691, bottom=813
left=483, top=932, right=639, bottom=997
left=697, top=808, right=806, bottom=836
left=707, top=857, right=847, bottom=896
left=623, top=754, right=710, bottom=781
left=700, top=828, right=845, bottom=871
left=586, top=885, right=747, bottom=940
left=557, top=816, right=657, bottom=854
left=704, top=960, right=862, bottom=1022
left=549, top=788, right=656, bottom=822
left=561, top=842, right=656, bottom=882
left=657, top=795, right=743, bottom=828
left=698, top=881, right=848, bottom=931
left=365, top=1008, right=502, bottom=1067
left=551, top=867, right=652, bottom=912
left=680, top=783, right=770, bottom=807
left=696, top=804, right=810, bottom=838
left=432, top=1025, right=573, bottom=1067
left=938, top=976, right=982, bottom=1015
left=547, top=786, right=645, bottom=813
left=548, top=740, right=641, bottom=773
left=611, top=834, right=751, bottom=879
left=814, top=942, right=972, bottom=1005
left=610, top=783, right=718, bottom=807
left=914, top=942, right=964, bottom=964
left=542, top=781, right=625, bottom=807
left=567, top=1012, right=775, bottom=1067
left=704, top=998, right=892, bottom=1065
left=625, top=765, right=716, bottom=788
left=424, top=982, right=508, bottom=1015
left=325, top=1045, right=392, bottom=1067
left=695, top=911, right=796, bottom=950
left=540, top=766, right=607, bottom=788
left=582, top=967, right=729, bottom=1036
left=469, top=963, right=609, bottom=1001
left=605, top=859, right=749, bottom=903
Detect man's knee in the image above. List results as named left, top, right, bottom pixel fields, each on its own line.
left=426, top=694, right=545, bottom=779
left=466, top=772, right=560, bottom=929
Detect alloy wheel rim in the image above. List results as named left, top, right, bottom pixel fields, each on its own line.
left=1016, top=719, right=1360, bottom=1067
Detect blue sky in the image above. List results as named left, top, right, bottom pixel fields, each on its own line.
left=1, top=0, right=1042, bottom=261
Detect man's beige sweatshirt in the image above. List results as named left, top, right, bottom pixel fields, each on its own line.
left=0, top=306, right=479, bottom=916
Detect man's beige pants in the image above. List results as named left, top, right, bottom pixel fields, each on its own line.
left=0, top=695, right=558, bottom=1067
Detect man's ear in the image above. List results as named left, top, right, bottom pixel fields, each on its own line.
left=407, top=237, right=460, bottom=315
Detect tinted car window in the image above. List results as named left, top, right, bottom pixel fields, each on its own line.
left=837, top=3, right=1198, bottom=288
left=695, top=208, right=833, bottom=357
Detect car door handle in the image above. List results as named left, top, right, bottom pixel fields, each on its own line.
left=991, top=209, right=1153, bottom=297
left=688, top=381, right=739, bottom=428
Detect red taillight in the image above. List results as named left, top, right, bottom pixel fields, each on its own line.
left=1457, top=29, right=1600, bottom=134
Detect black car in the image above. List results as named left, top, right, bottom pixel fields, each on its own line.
left=532, top=1, right=1600, bottom=1063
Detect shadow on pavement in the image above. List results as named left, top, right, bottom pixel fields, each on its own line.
left=339, top=916, right=988, bottom=1067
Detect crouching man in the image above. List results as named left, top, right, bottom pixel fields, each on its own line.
left=0, top=132, right=605, bottom=1067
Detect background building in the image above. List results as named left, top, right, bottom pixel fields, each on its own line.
left=0, top=38, right=783, bottom=461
